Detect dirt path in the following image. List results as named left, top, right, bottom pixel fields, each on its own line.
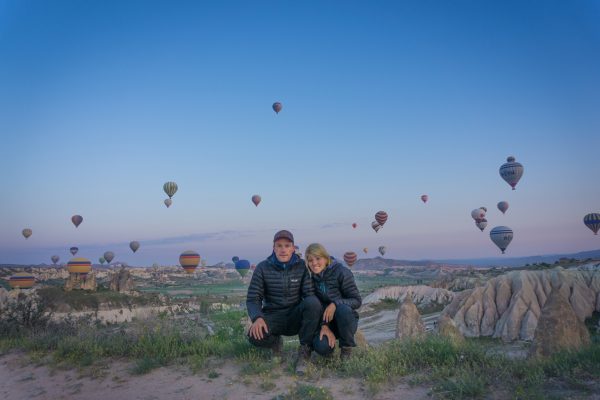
left=0, top=352, right=431, bottom=400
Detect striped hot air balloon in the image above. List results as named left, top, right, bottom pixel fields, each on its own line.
left=9, top=272, right=35, bottom=289
left=180, top=250, right=200, bottom=274
left=375, top=211, right=388, bottom=226
left=235, top=259, right=250, bottom=277
left=67, top=257, right=92, bottom=279
left=343, top=251, right=358, bottom=267
left=371, top=221, right=381, bottom=233
left=584, top=213, right=600, bottom=235
left=497, top=201, right=509, bottom=214
left=499, top=156, right=524, bottom=190
left=490, top=226, right=513, bottom=254
left=22, top=228, right=32, bottom=239
left=272, top=102, right=282, bottom=114
left=163, top=182, right=178, bottom=199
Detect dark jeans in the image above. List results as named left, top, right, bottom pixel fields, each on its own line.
left=248, top=295, right=322, bottom=348
left=313, top=304, right=358, bottom=356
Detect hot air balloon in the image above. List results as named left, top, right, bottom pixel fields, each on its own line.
left=371, top=221, right=381, bottom=233
left=363, top=247, right=368, bottom=254
left=583, top=213, right=600, bottom=235
left=378, top=246, right=386, bottom=256
left=497, top=201, right=509, bottom=214
left=421, top=195, right=428, bottom=203
left=103, top=251, right=115, bottom=264
left=272, top=102, right=282, bottom=114
left=70, top=247, right=79, bottom=256
left=343, top=252, right=358, bottom=267
left=164, top=198, right=172, bottom=208
left=375, top=211, right=388, bottom=226
left=251, top=195, right=261, bottom=207
left=22, top=228, right=32, bottom=239
left=232, top=256, right=240, bottom=263
left=130, top=241, right=140, bottom=253
left=163, top=182, right=178, bottom=199
left=179, top=250, right=200, bottom=274
left=479, top=207, right=487, bottom=213
left=99, top=257, right=106, bottom=265
left=9, top=272, right=35, bottom=289
left=71, top=215, right=83, bottom=228
left=352, top=223, right=357, bottom=229
left=471, top=209, right=486, bottom=220
left=490, top=226, right=513, bottom=254
left=475, top=218, right=488, bottom=232
left=235, top=259, right=250, bottom=277
left=499, top=156, right=524, bottom=190
left=67, top=257, right=92, bottom=279
left=51, top=255, right=59, bottom=265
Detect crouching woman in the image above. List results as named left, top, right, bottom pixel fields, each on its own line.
left=304, top=243, right=362, bottom=360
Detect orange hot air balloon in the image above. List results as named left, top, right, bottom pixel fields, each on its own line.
left=179, top=250, right=201, bottom=274
left=9, top=272, right=35, bottom=289
left=343, top=251, right=358, bottom=267
left=67, top=257, right=92, bottom=279
left=251, top=195, right=261, bottom=206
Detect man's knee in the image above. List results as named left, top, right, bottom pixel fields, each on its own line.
left=313, top=335, right=335, bottom=356
left=248, top=333, right=278, bottom=348
left=303, top=296, right=322, bottom=315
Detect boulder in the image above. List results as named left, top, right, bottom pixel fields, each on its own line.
left=109, top=267, right=135, bottom=292
left=355, top=328, right=369, bottom=349
left=529, top=288, right=591, bottom=358
left=395, top=294, right=425, bottom=339
left=437, top=314, right=464, bottom=345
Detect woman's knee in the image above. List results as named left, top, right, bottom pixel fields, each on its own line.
left=313, top=336, right=335, bottom=356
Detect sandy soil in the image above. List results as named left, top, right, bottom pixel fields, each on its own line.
left=0, top=352, right=431, bottom=400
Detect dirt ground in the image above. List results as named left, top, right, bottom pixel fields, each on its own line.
left=0, top=352, right=431, bottom=400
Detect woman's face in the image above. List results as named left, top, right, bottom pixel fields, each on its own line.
left=307, top=254, right=328, bottom=274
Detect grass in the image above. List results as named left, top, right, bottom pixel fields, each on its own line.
left=36, top=286, right=162, bottom=312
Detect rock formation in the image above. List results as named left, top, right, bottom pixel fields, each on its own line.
left=529, top=288, right=590, bottom=358
left=395, top=294, right=425, bottom=339
left=442, top=267, right=600, bottom=341
left=437, top=314, right=465, bottom=345
left=109, top=267, right=135, bottom=292
left=64, top=273, right=97, bottom=291
left=363, top=285, right=454, bottom=308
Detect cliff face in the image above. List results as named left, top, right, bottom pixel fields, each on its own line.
left=442, top=266, right=600, bottom=341
left=363, top=285, right=455, bottom=307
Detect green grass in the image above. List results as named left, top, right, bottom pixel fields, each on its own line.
left=274, top=384, right=334, bottom=400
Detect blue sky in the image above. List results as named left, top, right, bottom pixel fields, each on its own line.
left=1, top=1, right=599, bottom=266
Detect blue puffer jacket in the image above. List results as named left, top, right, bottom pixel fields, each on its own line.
left=311, top=258, right=362, bottom=311
left=246, top=252, right=315, bottom=322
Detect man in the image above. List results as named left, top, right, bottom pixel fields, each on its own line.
left=246, top=230, right=321, bottom=374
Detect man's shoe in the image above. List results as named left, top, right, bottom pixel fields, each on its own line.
left=340, top=346, right=353, bottom=362
left=294, top=344, right=312, bottom=375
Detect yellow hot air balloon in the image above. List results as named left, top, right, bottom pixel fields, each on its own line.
left=67, top=257, right=92, bottom=274
left=9, top=272, right=35, bottom=289
left=179, top=251, right=200, bottom=274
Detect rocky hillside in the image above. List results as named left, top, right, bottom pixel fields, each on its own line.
left=363, top=285, right=455, bottom=307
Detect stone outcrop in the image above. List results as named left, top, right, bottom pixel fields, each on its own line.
left=442, top=267, right=600, bottom=341
left=529, top=288, right=591, bottom=358
left=363, top=285, right=454, bottom=308
left=395, top=295, right=425, bottom=339
left=64, top=273, right=97, bottom=291
left=437, top=314, right=465, bottom=345
left=109, top=267, right=135, bottom=292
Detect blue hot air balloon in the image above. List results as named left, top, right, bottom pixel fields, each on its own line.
left=584, top=213, right=600, bottom=235
left=235, top=259, right=250, bottom=277
left=499, top=156, right=524, bottom=190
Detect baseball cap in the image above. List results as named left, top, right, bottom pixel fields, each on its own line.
left=273, top=230, right=294, bottom=243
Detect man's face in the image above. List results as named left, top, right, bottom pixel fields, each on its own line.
left=273, top=239, right=295, bottom=263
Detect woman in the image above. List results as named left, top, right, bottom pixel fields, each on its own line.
left=304, top=243, right=362, bottom=360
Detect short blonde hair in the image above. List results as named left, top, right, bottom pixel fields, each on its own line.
left=304, top=243, right=331, bottom=265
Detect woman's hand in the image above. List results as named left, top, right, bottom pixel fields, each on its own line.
left=323, top=303, right=336, bottom=323
left=320, top=325, right=336, bottom=348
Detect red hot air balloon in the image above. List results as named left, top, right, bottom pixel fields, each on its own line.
left=421, top=195, right=428, bottom=203
left=251, top=195, right=261, bottom=207
left=375, top=211, right=388, bottom=226
left=343, top=251, right=358, bottom=267
left=272, top=102, right=282, bottom=114
left=71, top=215, right=83, bottom=228
left=352, top=223, right=357, bottom=229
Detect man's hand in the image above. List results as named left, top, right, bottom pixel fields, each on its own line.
left=320, top=325, right=336, bottom=348
left=249, top=317, right=268, bottom=340
left=323, top=303, right=336, bottom=323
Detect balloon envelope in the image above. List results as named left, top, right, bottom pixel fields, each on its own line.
left=378, top=246, right=386, bottom=256
left=363, top=247, right=368, bottom=254
left=375, top=211, right=388, bottom=226
left=232, top=256, right=240, bottom=263
left=163, top=182, right=178, bottom=198
left=471, top=209, right=485, bottom=220
left=272, top=102, right=282, bottom=114
left=70, top=247, right=79, bottom=256
left=490, top=226, right=513, bottom=254
left=103, top=251, right=115, bottom=264
left=9, top=272, right=35, bottom=289
left=421, top=195, right=428, bottom=203
left=499, top=156, right=524, bottom=190
left=71, top=215, right=83, bottom=228
left=164, top=198, right=172, bottom=208
left=497, top=201, right=509, bottom=214
left=584, top=213, right=600, bottom=235
left=371, top=221, right=381, bottom=233
left=476, top=218, right=488, bottom=232
left=179, top=250, right=200, bottom=273
left=235, top=259, right=251, bottom=277
left=51, top=255, right=59, bottom=265
left=251, top=195, right=261, bottom=206
left=130, top=241, right=140, bottom=253
left=67, top=257, right=92, bottom=274
left=343, top=251, right=358, bottom=267
left=352, top=223, right=357, bottom=229
left=22, top=228, right=32, bottom=239
left=99, top=257, right=106, bottom=265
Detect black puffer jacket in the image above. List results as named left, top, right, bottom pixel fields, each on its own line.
left=311, top=259, right=362, bottom=310
left=246, top=253, right=314, bottom=322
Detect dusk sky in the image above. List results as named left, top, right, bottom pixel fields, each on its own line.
left=1, top=1, right=599, bottom=266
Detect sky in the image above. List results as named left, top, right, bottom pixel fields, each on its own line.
left=1, top=0, right=599, bottom=266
